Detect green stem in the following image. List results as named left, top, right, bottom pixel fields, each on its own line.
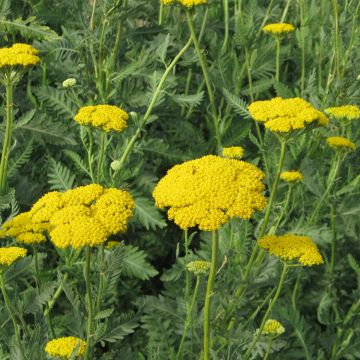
left=258, top=0, right=275, bottom=36
left=281, top=0, right=292, bottom=22
left=308, top=154, right=341, bottom=224
left=332, top=0, right=340, bottom=81
left=112, top=37, right=192, bottom=177
left=0, top=75, right=14, bottom=194
left=95, top=245, right=105, bottom=315
left=0, top=272, right=27, bottom=360
left=291, top=272, right=301, bottom=311
left=86, top=128, right=96, bottom=183
left=244, top=263, right=289, bottom=359
left=273, top=185, right=293, bottom=231
left=203, top=231, right=219, bottom=360
left=184, top=230, right=190, bottom=304
left=221, top=0, right=229, bottom=52
left=176, top=276, right=200, bottom=360
left=185, top=10, right=221, bottom=153
left=329, top=206, right=336, bottom=275
left=84, top=247, right=94, bottom=360
left=45, top=273, right=69, bottom=316
left=263, top=337, right=274, bottom=360
left=275, top=37, right=281, bottom=83
left=300, top=2, right=306, bottom=96
left=159, top=2, right=164, bottom=25
left=97, top=132, right=106, bottom=183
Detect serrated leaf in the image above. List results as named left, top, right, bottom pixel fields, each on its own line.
left=173, top=91, right=204, bottom=108
left=123, top=245, right=158, bottom=280
left=63, top=150, right=90, bottom=176
left=7, top=138, right=34, bottom=178
left=48, top=158, right=75, bottom=191
left=133, top=196, right=167, bottom=230
left=223, top=88, right=250, bottom=118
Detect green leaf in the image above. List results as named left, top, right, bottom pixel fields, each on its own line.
left=223, top=88, right=250, bottom=119
left=48, top=158, right=75, bottom=191
left=7, top=138, right=34, bottom=178
left=133, top=196, right=167, bottom=230
left=173, top=91, right=204, bottom=108
left=63, top=150, right=90, bottom=176
left=123, top=245, right=158, bottom=280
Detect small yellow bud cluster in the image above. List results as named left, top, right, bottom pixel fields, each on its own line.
left=261, top=319, right=285, bottom=336
left=262, top=23, right=295, bottom=36
left=280, top=171, right=304, bottom=183
left=222, top=146, right=244, bottom=159
left=326, top=136, right=356, bottom=151
left=186, top=260, right=211, bottom=275
left=325, top=105, right=360, bottom=121
left=45, top=337, right=86, bottom=359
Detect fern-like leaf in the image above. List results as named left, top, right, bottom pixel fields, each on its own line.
left=48, top=158, right=75, bottom=191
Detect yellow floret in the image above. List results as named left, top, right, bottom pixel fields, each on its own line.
left=160, top=0, right=207, bottom=5
left=222, top=146, right=244, bottom=159
left=0, top=43, right=40, bottom=68
left=258, top=234, right=324, bottom=266
left=153, top=155, right=266, bottom=231
left=186, top=260, right=211, bottom=275
left=45, top=336, right=86, bottom=359
left=248, top=97, right=328, bottom=133
left=280, top=171, right=304, bottom=182
left=262, top=319, right=285, bottom=336
left=74, top=105, right=129, bottom=132
left=0, top=247, right=27, bottom=266
left=325, top=105, right=360, bottom=121
left=29, top=192, right=64, bottom=224
left=326, top=136, right=356, bottom=151
left=262, top=23, right=295, bottom=35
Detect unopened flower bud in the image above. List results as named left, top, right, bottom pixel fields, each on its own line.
left=62, top=78, right=77, bottom=88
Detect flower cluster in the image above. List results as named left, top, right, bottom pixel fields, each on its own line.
left=45, top=337, right=86, bottom=359
left=0, top=43, right=40, bottom=69
left=248, top=97, right=328, bottom=133
left=63, top=78, right=77, bottom=88
left=74, top=105, right=129, bottom=132
left=0, top=247, right=27, bottom=267
left=327, top=136, right=356, bottom=151
left=153, top=155, right=266, bottom=231
left=186, top=260, right=211, bottom=276
left=325, top=105, right=360, bottom=121
left=222, top=146, right=244, bottom=159
left=280, top=170, right=304, bottom=183
left=161, top=0, right=207, bottom=6
left=262, top=23, right=295, bottom=35
left=258, top=234, right=324, bottom=266
left=262, top=319, right=285, bottom=336
left=1, top=184, right=135, bottom=249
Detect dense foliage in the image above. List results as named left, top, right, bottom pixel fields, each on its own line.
left=0, top=0, right=359, bottom=359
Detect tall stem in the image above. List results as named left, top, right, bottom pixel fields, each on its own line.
left=329, top=206, right=336, bottom=276
left=184, top=230, right=190, bottom=304
left=185, top=10, right=221, bottom=153
left=203, top=231, right=219, bottom=360
left=244, top=263, right=289, bottom=359
left=281, top=0, right=292, bottom=22
left=332, top=0, right=340, bottom=81
left=97, top=132, right=106, bottom=183
left=176, top=276, right=200, bottom=360
left=0, top=272, right=27, bottom=360
left=0, top=76, right=13, bottom=194
left=275, top=37, right=281, bottom=83
left=263, top=337, right=274, bottom=360
left=221, top=0, right=229, bottom=52
left=112, top=37, right=192, bottom=177
left=84, top=247, right=94, bottom=360
left=86, top=128, right=96, bottom=183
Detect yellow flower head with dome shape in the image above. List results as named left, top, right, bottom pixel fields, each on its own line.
left=325, top=105, right=360, bottom=121
left=0, top=247, right=27, bottom=267
left=262, top=23, right=295, bottom=36
left=0, top=184, right=135, bottom=249
left=153, top=155, right=266, bottom=231
left=258, top=234, right=324, bottom=266
left=74, top=105, right=129, bottom=133
left=45, top=337, right=86, bottom=359
left=261, top=319, right=285, bottom=336
left=248, top=97, right=328, bottom=133
left=160, top=0, right=207, bottom=6
left=280, top=170, right=304, bottom=183
left=326, top=136, right=356, bottom=151
left=0, top=43, right=40, bottom=69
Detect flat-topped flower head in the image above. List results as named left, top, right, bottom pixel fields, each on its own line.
left=262, top=23, right=295, bottom=36
left=45, top=336, right=86, bottom=359
left=153, top=155, right=266, bottom=231
left=248, top=97, right=328, bottom=133
left=258, top=234, right=324, bottom=266
left=327, top=136, right=356, bottom=151
left=74, top=105, right=129, bottom=132
left=187, top=260, right=211, bottom=276
left=325, top=105, right=360, bottom=121
left=262, top=319, right=285, bottom=336
left=161, top=0, right=207, bottom=6
left=280, top=170, right=304, bottom=183
left=0, top=247, right=27, bottom=267
left=222, top=146, right=244, bottom=159
left=0, top=43, right=40, bottom=69
left=4, top=185, right=134, bottom=249
left=0, top=212, right=48, bottom=244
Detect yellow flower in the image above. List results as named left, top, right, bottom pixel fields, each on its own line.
left=248, top=97, right=328, bottom=133
left=261, top=319, right=285, bottom=336
left=258, top=234, right=324, bottom=266
left=153, top=155, right=266, bottom=231
left=280, top=171, right=304, bottom=182
left=222, top=146, right=244, bottom=159
left=325, top=105, right=360, bottom=121
left=161, top=0, right=207, bottom=6
left=0, top=247, right=27, bottom=267
left=74, top=105, right=129, bottom=132
left=45, top=336, right=86, bottom=359
left=186, top=260, right=211, bottom=275
left=262, top=23, right=295, bottom=35
left=326, top=136, right=356, bottom=151
left=0, top=43, right=40, bottom=68
left=0, top=212, right=47, bottom=244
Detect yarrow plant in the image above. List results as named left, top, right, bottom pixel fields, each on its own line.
left=280, top=170, right=304, bottom=182
left=45, top=336, right=86, bottom=359
left=326, top=136, right=356, bottom=151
